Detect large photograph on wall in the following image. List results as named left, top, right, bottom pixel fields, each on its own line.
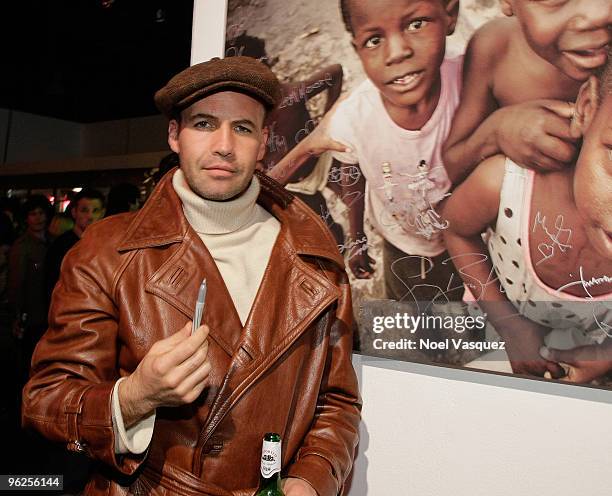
left=225, top=0, right=612, bottom=390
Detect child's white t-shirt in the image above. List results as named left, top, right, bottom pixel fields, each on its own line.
left=329, top=55, right=463, bottom=256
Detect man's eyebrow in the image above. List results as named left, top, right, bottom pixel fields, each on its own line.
left=187, top=112, right=217, bottom=122
left=186, top=113, right=257, bottom=128
left=233, top=118, right=257, bottom=128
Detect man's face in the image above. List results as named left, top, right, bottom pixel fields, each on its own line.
left=72, top=198, right=105, bottom=235
left=504, top=0, right=612, bottom=82
left=26, top=208, right=47, bottom=234
left=574, top=92, right=612, bottom=259
left=350, top=0, right=454, bottom=111
left=168, top=91, right=268, bottom=201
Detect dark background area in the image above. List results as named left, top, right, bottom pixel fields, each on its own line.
left=1, top=0, right=194, bottom=123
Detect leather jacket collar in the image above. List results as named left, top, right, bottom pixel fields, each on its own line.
left=117, top=168, right=344, bottom=269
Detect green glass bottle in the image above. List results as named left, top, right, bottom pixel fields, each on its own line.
left=255, top=433, right=284, bottom=496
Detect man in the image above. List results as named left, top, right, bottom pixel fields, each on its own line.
left=45, top=188, right=105, bottom=301
left=23, top=56, right=361, bottom=496
left=8, top=195, right=52, bottom=366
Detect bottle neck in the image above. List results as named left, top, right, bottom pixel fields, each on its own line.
left=259, top=438, right=282, bottom=490
left=259, top=471, right=281, bottom=488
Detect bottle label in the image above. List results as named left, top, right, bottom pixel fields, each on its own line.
left=260, top=440, right=281, bottom=478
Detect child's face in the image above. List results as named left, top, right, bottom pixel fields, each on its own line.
left=503, top=0, right=612, bottom=82
left=574, top=91, right=612, bottom=259
left=349, top=0, right=456, bottom=109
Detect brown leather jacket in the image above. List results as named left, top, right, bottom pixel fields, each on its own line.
left=22, top=171, right=361, bottom=496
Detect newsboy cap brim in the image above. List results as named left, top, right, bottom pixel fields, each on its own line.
left=154, top=56, right=282, bottom=118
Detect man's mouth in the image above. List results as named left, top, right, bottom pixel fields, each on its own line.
left=204, top=165, right=236, bottom=173
left=387, top=71, right=424, bottom=90
left=564, top=44, right=609, bottom=70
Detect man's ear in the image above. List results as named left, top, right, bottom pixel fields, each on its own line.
left=570, top=75, right=600, bottom=138
left=258, top=127, right=269, bottom=162
left=168, top=119, right=180, bottom=154
left=446, top=0, right=460, bottom=35
left=500, top=0, right=513, bottom=17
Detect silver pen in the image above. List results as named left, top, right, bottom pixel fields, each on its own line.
left=192, top=278, right=207, bottom=334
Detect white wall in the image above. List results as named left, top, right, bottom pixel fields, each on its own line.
left=192, top=2, right=612, bottom=495
left=350, top=356, right=612, bottom=496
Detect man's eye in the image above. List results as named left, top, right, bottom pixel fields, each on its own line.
left=235, top=125, right=252, bottom=133
left=406, top=19, right=427, bottom=31
left=364, top=35, right=382, bottom=49
left=194, top=120, right=213, bottom=129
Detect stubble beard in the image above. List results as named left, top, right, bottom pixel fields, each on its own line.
left=186, top=173, right=253, bottom=202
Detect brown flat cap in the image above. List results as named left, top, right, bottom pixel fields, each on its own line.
left=154, top=56, right=282, bottom=118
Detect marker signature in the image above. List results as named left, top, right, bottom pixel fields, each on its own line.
left=557, top=266, right=612, bottom=298
left=338, top=236, right=369, bottom=262
left=279, top=73, right=335, bottom=109
left=532, top=211, right=572, bottom=265
left=328, top=165, right=361, bottom=187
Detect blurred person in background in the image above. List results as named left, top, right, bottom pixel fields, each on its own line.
left=0, top=210, right=16, bottom=305
left=105, top=183, right=141, bottom=216
left=46, top=188, right=105, bottom=302
left=7, top=194, right=52, bottom=378
left=47, top=211, right=74, bottom=239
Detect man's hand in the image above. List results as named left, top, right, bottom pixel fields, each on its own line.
left=496, top=99, right=578, bottom=172
left=282, top=478, right=317, bottom=496
left=540, top=344, right=612, bottom=384
left=119, top=322, right=212, bottom=427
left=498, top=319, right=565, bottom=378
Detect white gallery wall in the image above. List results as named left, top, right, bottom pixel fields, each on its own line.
left=192, top=2, right=612, bottom=495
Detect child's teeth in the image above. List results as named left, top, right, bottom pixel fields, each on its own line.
left=394, top=73, right=420, bottom=84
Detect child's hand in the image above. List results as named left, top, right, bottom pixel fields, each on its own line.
left=495, top=100, right=579, bottom=172
left=348, top=251, right=376, bottom=279
left=300, top=96, right=351, bottom=158
left=498, top=318, right=565, bottom=378
left=540, top=344, right=612, bottom=384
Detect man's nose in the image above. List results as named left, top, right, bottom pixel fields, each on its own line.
left=385, top=33, right=413, bottom=66
left=212, top=122, right=234, bottom=158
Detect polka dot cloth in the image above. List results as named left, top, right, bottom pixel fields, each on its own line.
left=486, top=159, right=612, bottom=349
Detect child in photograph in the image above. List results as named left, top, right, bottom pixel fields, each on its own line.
left=443, top=52, right=612, bottom=383
left=443, top=0, right=612, bottom=184
left=226, top=34, right=347, bottom=244
left=322, top=0, right=463, bottom=302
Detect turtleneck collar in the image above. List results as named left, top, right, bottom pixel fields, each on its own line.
left=172, top=168, right=261, bottom=235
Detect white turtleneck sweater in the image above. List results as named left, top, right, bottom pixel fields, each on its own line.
left=111, top=169, right=280, bottom=454
left=173, top=169, right=281, bottom=324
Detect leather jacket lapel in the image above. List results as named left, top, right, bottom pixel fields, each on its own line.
left=145, top=229, right=243, bottom=358
left=194, top=228, right=341, bottom=462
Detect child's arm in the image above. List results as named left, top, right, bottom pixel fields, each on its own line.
left=442, top=24, right=500, bottom=184
left=267, top=101, right=349, bottom=185
left=339, top=162, right=375, bottom=279
left=443, top=22, right=577, bottom=185
left=442, top=156, right=564, bottom=378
